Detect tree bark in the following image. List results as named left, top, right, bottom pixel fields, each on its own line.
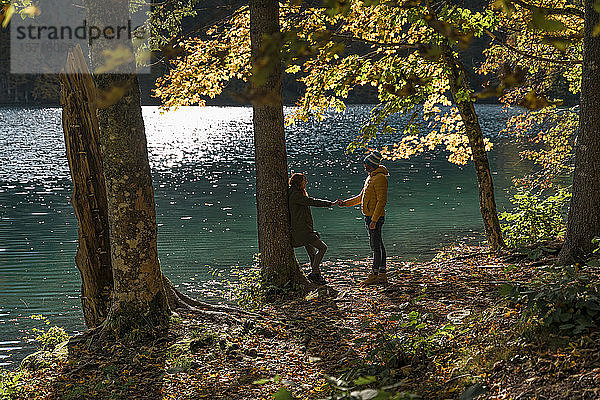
left=84, top=0, right=169, bottom=334
left=442, top=47, right=506, bottom=250
left=249, top=0, right=308, bottom=290
left=559, top=0, right=600, bottom=263
left=60, top=45, right=112, bottom=329
left=60, top=47, right=241, bottom=333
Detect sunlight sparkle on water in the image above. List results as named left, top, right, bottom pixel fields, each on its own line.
left=145, top=107, right=253, bottom=172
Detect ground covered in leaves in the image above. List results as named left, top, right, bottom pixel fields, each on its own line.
left=4, top=245, right=600, bottom=399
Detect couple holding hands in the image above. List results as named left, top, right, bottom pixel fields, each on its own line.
left=288, top=151, right=389, bottom=286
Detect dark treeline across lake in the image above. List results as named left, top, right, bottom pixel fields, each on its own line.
left=0, top=104, right=531, bottom=367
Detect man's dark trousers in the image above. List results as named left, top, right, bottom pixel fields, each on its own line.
left=365, top=216, right=386, bottom=274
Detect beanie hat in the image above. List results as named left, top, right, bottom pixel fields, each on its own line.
left=364, top=151, right=383, bottom=168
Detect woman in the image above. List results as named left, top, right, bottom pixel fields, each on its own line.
left=288, top=173, right=339, bottom=285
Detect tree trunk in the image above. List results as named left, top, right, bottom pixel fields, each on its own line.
left=84, top=0, right=169, bottom=334
left=60, top=45, right=112, bottom=328
left=249, top=0, right=308, bottom=290
left=442, top=47, right=506, bottom=250
left=60, top=46, right=234, bottom=334
left=559, top=0, right=600, bottom=263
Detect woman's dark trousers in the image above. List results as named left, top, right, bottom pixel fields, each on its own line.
left=365, top=216, right=386, bottom=274
left=305, top=238, right=327, bottom=274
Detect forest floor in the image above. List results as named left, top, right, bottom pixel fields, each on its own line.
left=5, top=245, right=600, bottom=399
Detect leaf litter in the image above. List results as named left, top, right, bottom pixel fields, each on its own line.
left=9, top=245, right=600, bottom=399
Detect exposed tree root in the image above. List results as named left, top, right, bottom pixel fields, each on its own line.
left=162, top=276, right=260, bottom=317
left=162, top=275, right=337, bottom=324
left=68, top=273, right=326, bottom=355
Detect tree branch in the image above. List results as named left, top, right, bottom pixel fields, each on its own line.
left=485, top=29, right=582, bottom=65
left=330, top=33, right=421, bottom=49
left=511, top=0, right=584, bottom=19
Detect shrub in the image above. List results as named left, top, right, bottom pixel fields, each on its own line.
left=28, top=315, right=69, bottom=352
left=31, top=326, right=69, bottom=352
left=0, top=369, right=28, bottom=399
left=500, top=266, right=600, bottom=334
left=226, top=255, right=265, bottom=310
left=499, top=187, right=571, bottom=248
left=338, top=311, right=458, bottom=390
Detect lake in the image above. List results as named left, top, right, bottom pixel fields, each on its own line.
left=0, top=104, right=530, bottom=367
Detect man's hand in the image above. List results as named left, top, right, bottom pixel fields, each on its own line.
left=369, top=220, right=377, bottom=230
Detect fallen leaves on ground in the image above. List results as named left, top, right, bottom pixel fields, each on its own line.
left=10, top=245, right=600, bottom=399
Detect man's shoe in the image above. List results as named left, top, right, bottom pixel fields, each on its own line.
left=375, top=273, right=388, bottom=284
left=307, top=272, right=327, bottom=285
left=360, top=273, right=379, bottom=286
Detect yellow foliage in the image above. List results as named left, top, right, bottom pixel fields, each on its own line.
left=154, top=0, right=505, bottom=164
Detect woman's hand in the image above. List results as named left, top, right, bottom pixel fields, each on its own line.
left=369, top=220, right=377, bottom=229
left=336, top=199, right=344, bottom=207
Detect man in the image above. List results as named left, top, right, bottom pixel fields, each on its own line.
left=340, top=150, right=389, bottom=285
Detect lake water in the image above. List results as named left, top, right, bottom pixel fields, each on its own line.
left=0, top=104, right=529, bottom=367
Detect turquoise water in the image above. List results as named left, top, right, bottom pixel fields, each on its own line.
left=0, top=104, right=529, bottom=367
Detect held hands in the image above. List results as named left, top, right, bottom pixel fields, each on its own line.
left=369, top=220, right=377, bottom=229
left=328, top=199, right=345, bottom=207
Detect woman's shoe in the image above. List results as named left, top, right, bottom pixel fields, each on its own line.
left=307, top=272, right=327, bottom=285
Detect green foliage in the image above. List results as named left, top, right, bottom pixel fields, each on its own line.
left=0, top=369, right=28, bottom=399
left=528, top=9, right=567, bottom=33
left=227, top=256, right=265, bottom=310
left=499, top=187, right=571, bottom=248
left=62, top=384, right=87, bottom=400
left=590, top=236, right=600, bottom=263
left=146, top=0, right=202, bottom=51
left=253, top=375, right=283, bottom=385
left=170, top=313, right=183, bottom=325
left=481, top=0, right=582, bottom=186
left=459, top=384, right=488, bottom=400
left=31, top=326, right=68, bottom=352
left=190, top=328, right=210, bottom=340
left=513, top=106, right=577, bottom=186
left=259, top=375, right=420, bottom=400
left=272, top=387, right=293, bottom=400
left=500, top=266, right=600, bottom=334
left=165, top=334, right=210, bottom=373
left=170, top=354, right=193, bottom=372
left=28, top=315, right=69, bottom=352
left=387, top=312, right=456, bottom=357
left=253, top=376, right=296, bottom=400
left=321, top=375, right=420, bottom=399
left=337, top=311, right=457, bottom=391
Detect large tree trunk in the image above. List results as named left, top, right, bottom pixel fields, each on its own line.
left=442, top=47, right=506, bottom=250
left=60, top=46, right=241, bottom=335
left=84, top=0, right=169, bottom=334
left=559, top=0, right=600, bottom=263
left=249, top=0, right=308, bottom=290
left=60, top=45, right=112, bottom=328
